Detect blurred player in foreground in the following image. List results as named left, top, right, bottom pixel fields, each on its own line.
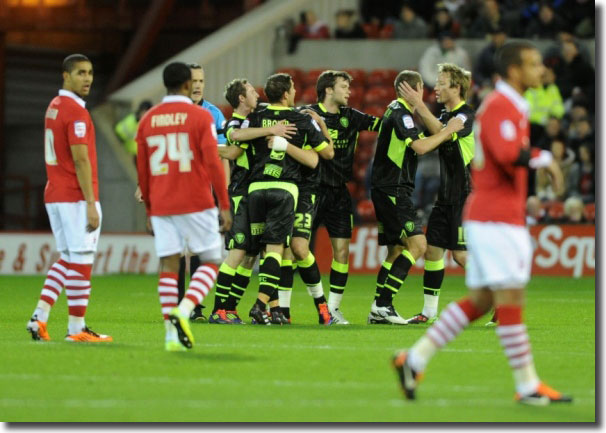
left=392, top=41, right=572, bottom=405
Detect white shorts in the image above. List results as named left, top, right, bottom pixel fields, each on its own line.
left=150, top=208, right=222, bottom=260
left=464, top=221, right=532, bottom=290
left=45, top=201, right=102, bottom=254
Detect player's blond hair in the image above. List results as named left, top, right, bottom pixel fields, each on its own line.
left=437, top=63, right=471, bottom=100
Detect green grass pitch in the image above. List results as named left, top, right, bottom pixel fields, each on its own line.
left=0, top=273, right=595, bottom=422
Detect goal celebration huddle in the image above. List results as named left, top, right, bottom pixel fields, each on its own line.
left=27, top=40, right=572, bottom=406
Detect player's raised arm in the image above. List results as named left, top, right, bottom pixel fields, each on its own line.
left=399, top=81, right=442, bottom=135
left=410, top=116, right=464, bottom=155
left=229, top=120, right=297, bottom=142
left=300, top=109, right=334, bottom=159
left=268, top=136, right=319, bottom=169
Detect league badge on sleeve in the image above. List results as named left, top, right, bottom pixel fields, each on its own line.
left=74, top=121, right=87, bottom=138
left=403, top=115, right=414, bottom=129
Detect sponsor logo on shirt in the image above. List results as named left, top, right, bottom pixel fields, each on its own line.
left=74, top=121, right=86, bottom=138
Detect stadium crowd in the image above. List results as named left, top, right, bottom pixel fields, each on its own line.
left=264, top=1, right=594, bottom=227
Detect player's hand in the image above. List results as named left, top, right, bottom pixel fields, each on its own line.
left=219, top=209, right=233, bottom=233
left=398, top=81, right=424, bottom=108
left=300, top=108, right=321, bottom=123
left=86, top=202, right=100, bottom=232
left=546, top=159, right=564, bottom=197
left=270, top=121, right=297, bottom=139
left=445, top=116, right=464, bottom=133
left=134, top=185, right=143, bottom=203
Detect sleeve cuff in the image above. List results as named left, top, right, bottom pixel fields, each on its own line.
left=314, top=141, right=329, bottom=152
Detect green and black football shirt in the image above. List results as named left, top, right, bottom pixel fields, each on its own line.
left=247, top=104, right=328, bottom=184
left=305, top=103, right=381, bottom=187
left=435, top=101, right=475, bottom=205
left=370, top=98, right=424, bottom=193
left=224, top=113, right=255, bottom=195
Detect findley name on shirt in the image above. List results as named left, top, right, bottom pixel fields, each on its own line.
left=151, top=113, right=188, bottom=127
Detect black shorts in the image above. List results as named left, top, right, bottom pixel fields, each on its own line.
left=292, top=187, right=318, bottom=240
left=371, top=187, right=423, bottom=246
left=313, top=184, right=353, bottom=239
left=224, top=191, right=252, bottom=251
left=247, top=182, right=298, bottom=254
left=425, top=202, right=467, bottom=251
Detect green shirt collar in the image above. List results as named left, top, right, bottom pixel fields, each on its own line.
left=318, top=102, right=340, bottom=114
left=450, top=101, right=465, bottom=112
left=397, top=97, right=413, bottom=113
left=232, top=112, right=246, bottom=120
left=267, top=105, right=292, bottom=111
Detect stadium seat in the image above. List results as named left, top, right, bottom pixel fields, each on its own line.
left=361, top=22, right=381, bottom=38
left=362, top=104, right=385, bottom=118
left=276, top=67, right=302, bottom=85
left=300, top=86, right=317, bottom=104
left=363, top=86, right=393, bottom=106
left=379, top=24, right=394, bottom=39
left=547, top=201, right=565, bottom=221
left=584, top=203, right=595, bottom=222
left=367, top=69, right=399, bottom=87
left=345, top=68, right=366, bottom=87
left=302, top=68, right=325, bottom=87
left=358, top=130, right=376, bottom=148
left=355, top=145, right=374, bottom=164
left=348, top=86, right=364, bottom=108
left=255, top=86, right=267, bottom=102
left=219, top=104, right=232, bottom=120
left=356, top=199, right=376, bottom=221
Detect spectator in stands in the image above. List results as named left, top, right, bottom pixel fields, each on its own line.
left=114, top=100, right=152, bottom=161
left=563, top=196, right=586, bottom=223
left=525, top=1, right=569, bottom=39
left=334, top=9, right=366, bottom=39
left=536, top=116, right=565, bottom=150
left=390, top=2, right=428, bottom=39
left=544, top=29, right=593, bottom=66
left=536, top=139, right=576, bottom=201
left=464, top=0, right=502, bottom=39
left=552, top=40, right=594, bottom=108
left=524, top=64, right=565, bottom=145
left=294, top=10, right=330, bottom=39
left=567, top=116, right=593, bottom=160
left=419, top=32, right=471, bottom=89
left=574, top=144, right=595, bottom=203
left=526, top=196, right=545, bottom=226
left=473, top=25, right=507, bottom=88
left=428, top=2, right=460, bottom=38
left=568, top=0, right=594, bottom=37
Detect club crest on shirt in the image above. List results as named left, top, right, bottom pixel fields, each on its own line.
left=74, top=121, right=86, bottom=138
left=499, top=119, right=517, bottom=141
left=403, top=115, right=414, bottom=129
left=340, top=117, right=349, bottom=128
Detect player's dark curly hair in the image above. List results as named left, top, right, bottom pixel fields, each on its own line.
left=163, top=62, right=192, bottom=93
left=224, top=78, right=249, bottom=108
left=264, top=73, right=292, bottom=103
left=316, top=70, right=352, bottom=102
